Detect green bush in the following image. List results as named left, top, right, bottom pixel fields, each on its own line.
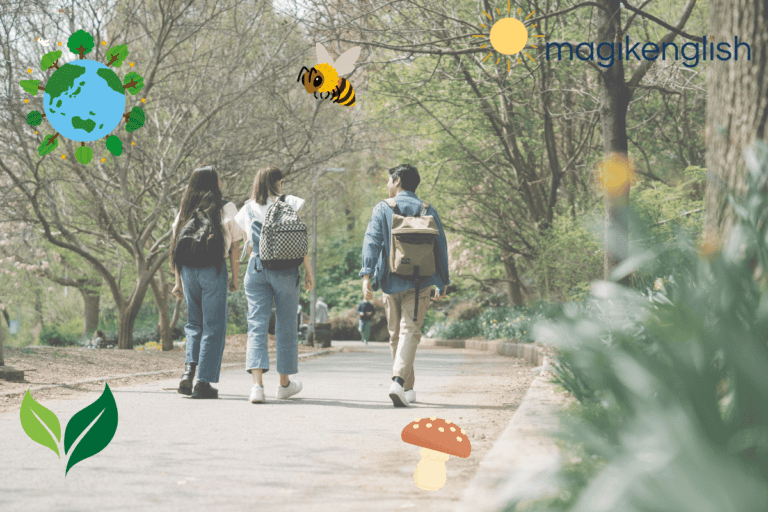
left=39, top=325, right=80, bottom=347
left=432, top=301, right=561, bottom=342
left=503, top=143, right=768, bottom=511
left=530, top=211, right=603, bottom=300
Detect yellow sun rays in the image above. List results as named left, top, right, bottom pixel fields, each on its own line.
left=472, top=4, right=547, bottom=74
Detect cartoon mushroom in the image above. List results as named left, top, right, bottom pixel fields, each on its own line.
left=401, top=416, right=471, bottom=491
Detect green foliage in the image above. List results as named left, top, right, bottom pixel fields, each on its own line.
left=67, top=30, right=94, bottom=57
left=36, top=316, right=88, bottom=348
left=105, top=44, right=129, bottom=67
left=226, top=288, right=248, bottom=334
left=75, top=146, right=93, bottom=165
left=105, top=135, right=122, bottom=156
left=432, top=301, right=561, bottom=341
left=504, top=143, right=768, bottom=511
left=40, top=50, right=62, bottom=71
left=123, top=71, right=144, bottom=95
left=26, top=110, right=43, bottom=126
left=20, top=79, right=41, bottom=96
left=124, top=106, right=145, bottom=132
left=38, top=134, right=59, bottom=156
left=530, top=211, right=603, bottom=300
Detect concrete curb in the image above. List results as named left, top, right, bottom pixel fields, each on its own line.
left=0, top=348, right=333, bottom=398
left=421, top=337, right=546, bottom=366
left=455, top=356, right=574, bottom=512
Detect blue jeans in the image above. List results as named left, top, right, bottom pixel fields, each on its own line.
left=244, top=258, right=300, bottom=375
left=182, top=263, right=228, bottom=383
left=358, top=319, right=371, bottom=341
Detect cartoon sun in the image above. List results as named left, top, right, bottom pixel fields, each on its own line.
left=472, top=3, right=547, bottom=73
left=19, top=29, right=145, bottom=164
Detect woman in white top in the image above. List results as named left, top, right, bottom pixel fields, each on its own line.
left=170, top=165, right=245, bottom=399
left=235, top=167, right=314, bottom=403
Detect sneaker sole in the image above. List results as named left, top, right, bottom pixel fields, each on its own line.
left=389, top=392, right=408, bottom=407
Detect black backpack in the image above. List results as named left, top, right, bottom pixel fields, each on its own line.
left=174, top=200, right=225, bottom=273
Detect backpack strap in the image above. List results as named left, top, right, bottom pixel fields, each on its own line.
left=278, top=194, right=286, bottom=202
left=384, top=198, right=401, bottom=215
left=419, top=201, right=430, bottom=217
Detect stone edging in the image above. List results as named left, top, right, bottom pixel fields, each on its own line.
left=421, top=337, right=545, bottom=366
left=0, top=349, right=333, bottom=398
left=455, top=356, right=574, bottom=511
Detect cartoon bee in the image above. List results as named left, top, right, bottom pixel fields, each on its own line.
left=297, top=43, right=360, bottom=107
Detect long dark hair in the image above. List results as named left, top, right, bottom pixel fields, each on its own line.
left=250, top=167, right=282, bottom=205
left=171, top=165, right=224, bottom=272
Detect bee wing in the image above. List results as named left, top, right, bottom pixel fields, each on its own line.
left=316, top=42, right=334, bottom=66
left=333, top=46, right=361, bottom=76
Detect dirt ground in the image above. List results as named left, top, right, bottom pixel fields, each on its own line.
left=0, top=334, right=321, bottom=414
left=331, top=347, right=538, bottom=512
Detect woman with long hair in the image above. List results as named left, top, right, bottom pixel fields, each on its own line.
left=171, top=165, right=244, bottom=399
left=235, top=167, right=313, bottom=403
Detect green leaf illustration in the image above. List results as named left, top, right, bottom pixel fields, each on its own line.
left=123, top=72, right=144, bottom=95
left=40, top=50, right=62, bottom=71
left=38, top=133, right=59, bottom=156
left=75, top=146, right=93, bottom=165
left=105, top=44, right=129, bottom=68
left=105, top=135, right=122, bottom=156
left=26, top=111, right=44, bottom=126
left=63, top=383, right=118, bottom=475
left=20, top=79, right=41, bottom=95
left=125, top=107, right=146, bottom=133
left=19, top=389, right=61, bottom=458
left=67, top=30, right=94, bottom=59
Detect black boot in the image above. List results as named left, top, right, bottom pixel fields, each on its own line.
left=177, top=362, right=197, bottom=395
left=191, top=381, right=218, bottom=399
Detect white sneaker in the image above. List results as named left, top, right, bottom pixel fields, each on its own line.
left=276, top=380, right=302, bottom=399
left=249, top=384, right=264, bottom=403
left=388, top=381, right=410, bottom=407
left=405, top=389, right=416, bottom=404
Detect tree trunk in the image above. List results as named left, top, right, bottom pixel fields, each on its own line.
left=0, top=322, right=5, bottom=366
left=79, top=287, right=100, bottom=338
left=596, top=0, right=632, bottom=283
left=170, top=298, right=183, bottom=332
left=502, top=253, right=524, bottom=306
left=117, top=278, right=153, bottom=349
left=149, top=271, right=173, bottom=351
left=704, top=0, right=768, bottom=246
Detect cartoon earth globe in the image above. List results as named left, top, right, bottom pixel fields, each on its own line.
left=43, top=60, right=126, bottom=142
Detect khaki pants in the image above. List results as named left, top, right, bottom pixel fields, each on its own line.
left=384, top=286, right=432, bottom=391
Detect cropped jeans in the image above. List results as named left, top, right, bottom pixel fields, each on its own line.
left=244, top=257, right=301, bottom=375
left=181, top=263, right=228, bottom=384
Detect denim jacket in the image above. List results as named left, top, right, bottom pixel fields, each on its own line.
left=359, top=191, right=449, bottom=294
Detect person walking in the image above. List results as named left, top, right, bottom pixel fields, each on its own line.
left=315, top=297, right=329, bottom=323
left=357, top=300, right=375, bottom=345
left=235, top=167, right=314, bottom=404
left=360, top=164, right=449, bottom=407
left=171, top=165, right=244, bottom=399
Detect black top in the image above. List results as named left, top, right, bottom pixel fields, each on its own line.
left=357, top=301, right=375, bottom=318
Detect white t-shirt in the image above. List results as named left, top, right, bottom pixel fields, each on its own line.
left=234, top=195, right=306, bottom=249
left=172, top=201, right=245, bottom=260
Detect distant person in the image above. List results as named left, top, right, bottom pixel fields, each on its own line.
left=171, top=165, right=244, bottom=399
left=88, top=330, right=106, bottom=349
left=297, top=304, right=303, bottom=332
left=315, top=297, right=329, bottom=324
left=360, top=164, right=449, bottom=407
left=357, top=300, right=375, bottom=345
left=235, top=166, right=314, bottom=404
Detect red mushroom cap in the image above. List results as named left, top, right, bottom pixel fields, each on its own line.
left=401, top=417, right=471, bottom=458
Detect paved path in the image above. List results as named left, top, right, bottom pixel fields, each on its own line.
left=0, top=342, right=531, bottom=512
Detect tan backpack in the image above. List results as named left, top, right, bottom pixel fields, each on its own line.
left=385, top=198, right=440, bottom=321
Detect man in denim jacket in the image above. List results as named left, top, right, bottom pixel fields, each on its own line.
left=360, top=164, right=449, bottom=407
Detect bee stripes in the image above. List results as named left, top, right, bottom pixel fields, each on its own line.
left=332, top=78, right=355, bottom=107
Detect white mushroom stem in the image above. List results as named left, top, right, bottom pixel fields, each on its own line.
left=413, top=447, right=450, bottom=491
